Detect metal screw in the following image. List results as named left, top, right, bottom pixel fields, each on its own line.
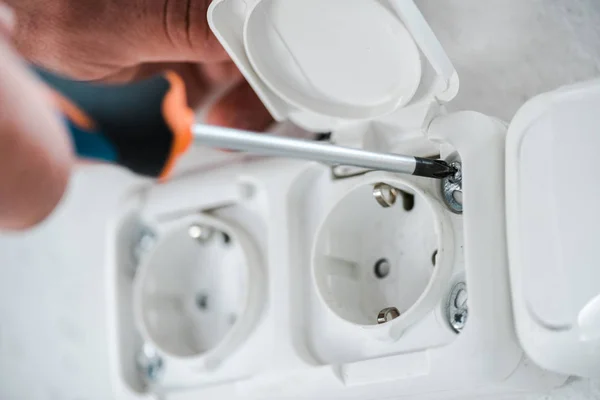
left=448, top=162, right=462, bottom=184
left=132, top=228, right=156, bottom=266
left=441, top=161, right=463, bottom=214
left=447, top=282, right=468, bottom=333
left=188, top=224, right=215, bottom=243
left=451, top=308, right=468, bottom=332
left=136, top=344, right=164, bottom=383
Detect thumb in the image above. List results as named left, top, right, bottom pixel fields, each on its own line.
left=0, top=6, right=73, bottom=229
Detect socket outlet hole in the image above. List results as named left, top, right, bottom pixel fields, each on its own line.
left=196, top=293, right=209, bottom=310
left=374, top=258, right=391, bottom=279
left=432, top=250, right=438, bottom=266
left=222, top=232, right=231, bottom=245
left=400, top=191, right=415, bottom=211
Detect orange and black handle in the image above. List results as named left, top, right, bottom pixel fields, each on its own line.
left=35, top=68, right=194, bottom=180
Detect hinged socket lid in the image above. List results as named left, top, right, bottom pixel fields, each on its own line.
left=208, top=0, right=458, bottom=132
left=506, top=79, right=600, bottom=377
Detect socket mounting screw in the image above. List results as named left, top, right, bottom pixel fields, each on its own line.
left=441, top=161, right=463, bottom=214
left=132, top=227, right=157, bottom=267
left=136, top=344, right=164, bottom=383
left=447, top=282, right=468, bottom=333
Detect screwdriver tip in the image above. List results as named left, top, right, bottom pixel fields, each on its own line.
left=413, top=158, right=457, bottom=179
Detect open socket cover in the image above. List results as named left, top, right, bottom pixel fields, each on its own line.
left=208, top=0, right=459, bottom=132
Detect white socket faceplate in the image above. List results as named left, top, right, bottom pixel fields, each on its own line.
left=107, top=141, right=567, bottom=399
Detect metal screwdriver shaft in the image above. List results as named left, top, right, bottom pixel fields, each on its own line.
left=192, top=124, right=455, bottom=179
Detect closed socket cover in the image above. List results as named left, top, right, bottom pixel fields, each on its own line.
left=506, top=79, right=600, bottom=377
left=208, top=0, right=458, bottom=131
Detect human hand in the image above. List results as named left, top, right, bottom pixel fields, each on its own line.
left=5, top=0, right=272, bottom=130
left=0, top=4, right=73, bottom=229
left=0, top=0, right=273, bottom=229
left=5, top=0, right=272, bottom=131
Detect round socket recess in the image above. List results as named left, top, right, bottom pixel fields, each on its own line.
left=133, top=215, right=262, bottom=367
left=312, top=178, right=452, bottom=337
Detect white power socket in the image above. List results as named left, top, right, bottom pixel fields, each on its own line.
left=105, top=118, right=566, bottom=400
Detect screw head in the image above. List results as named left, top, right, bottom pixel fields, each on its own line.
left=441, top=160, right=463, bottom=214
left=136, top=344, right=164, bottom=383
left=188, top=224, right=215, bottom=243
left=448, top=162, right=462, bottom=184
left=132, top=228, right=156, bottom=266
left=450, top=308, right=468, bottom=332
left=447, top=282, right=468, bottom=333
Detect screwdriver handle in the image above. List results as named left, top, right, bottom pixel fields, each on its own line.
left=36, top=68, right=194, bottom=179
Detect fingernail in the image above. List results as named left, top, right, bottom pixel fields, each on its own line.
left=0, top=3, right=15, bottom=36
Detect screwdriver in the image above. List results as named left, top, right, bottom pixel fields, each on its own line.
left=36, top=69, right=456, bottom=180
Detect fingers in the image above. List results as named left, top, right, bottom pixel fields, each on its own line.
left=0, top=2, right=14, bottom=37
left=150, top=0, right=228, bottom=63
left=199, top=61, right=243, bottom=85
left=103, top=61, right=271, bottom=132
left=0, top=21, right=73, bottom=229
left=205, top=80, right=273, bottom=132
left=107, top=61, right=243, bottom=86
left=6, top=0, right=136, bottom=80
left=5, top=0, right=231, bottom=80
